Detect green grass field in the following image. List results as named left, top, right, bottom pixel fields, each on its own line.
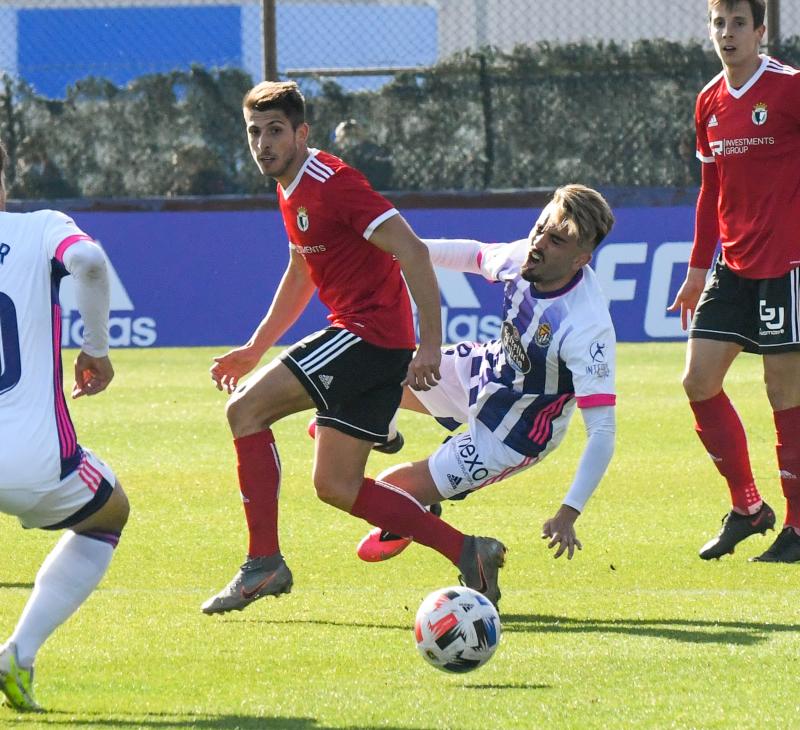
left=1, top=343, right=798, bottom=729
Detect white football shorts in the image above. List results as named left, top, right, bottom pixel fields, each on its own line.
left=414, top=347, right=539, bottom=499
left=0, top=448, right=117, bottom=529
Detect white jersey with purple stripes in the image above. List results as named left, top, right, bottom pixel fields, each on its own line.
left=0, top=210, right=92, bottom=488
left=463, top=238, right=616, bottom=458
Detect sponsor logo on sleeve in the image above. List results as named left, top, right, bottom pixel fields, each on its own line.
left=586, top=341, right=610, bottom=378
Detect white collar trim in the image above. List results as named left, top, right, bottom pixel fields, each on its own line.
left=280, top=148, right=320, bottom=199
left=725, top=55, right=769, bottom=99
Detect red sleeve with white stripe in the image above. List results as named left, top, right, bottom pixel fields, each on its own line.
left=330, top=166, right=398, bottom=240
left=690, top=93, right=721, bottom=270
left=689, top=162, right=721, bottom=270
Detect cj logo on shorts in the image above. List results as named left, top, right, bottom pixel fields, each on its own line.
left=759, top=300, right=785, bottom=335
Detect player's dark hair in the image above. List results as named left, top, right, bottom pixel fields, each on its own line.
left=243, top=81, right=306, bottom=129
left=708, top=0, right=766, bottom=28
left=552, top=184, right=615, bottom=251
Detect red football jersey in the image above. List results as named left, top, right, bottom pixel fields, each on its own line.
left=694, top=55, right=800, bottom=278
left=278, top=149, right=415, bottom=349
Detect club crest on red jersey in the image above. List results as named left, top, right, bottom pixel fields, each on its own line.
left=297, top=206, right=310, bottom=232
left=752, top=102, right=768, bottom=126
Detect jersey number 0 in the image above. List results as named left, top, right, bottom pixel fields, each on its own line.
left=0, top=292, right=22, bottom=395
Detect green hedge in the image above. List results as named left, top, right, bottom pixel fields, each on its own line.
left=2, top=38, right=798, bottom=198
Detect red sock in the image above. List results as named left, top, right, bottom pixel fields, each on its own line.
left=774, top=406, right=800, bottom=529
left=350, top=478, right=465, bottom=565
left=234, top=430, right=280, bottom=557
left=690, top=391, right=761, bottom=513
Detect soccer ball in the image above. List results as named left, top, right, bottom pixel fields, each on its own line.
left=414, top=586, right=501, bottom=673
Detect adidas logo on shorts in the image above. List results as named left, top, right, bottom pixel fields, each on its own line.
left=319, top=374, right=334, bottom=390
left=447, top=474, right=462, bottom=488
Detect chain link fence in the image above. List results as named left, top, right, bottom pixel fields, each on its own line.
left=0, top=1, right=797, bottom=197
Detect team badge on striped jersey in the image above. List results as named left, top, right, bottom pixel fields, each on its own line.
left=297, top=206, right=310, bottom=231
left=752, top=102, right=768, bottom=126
left=534, top=322, right=552, bottom=348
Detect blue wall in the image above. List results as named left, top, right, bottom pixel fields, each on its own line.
left=13, top=4, right=438, bottom=97
left=55, top=204, right=696, bottom=349
left=19, top=6, right=243, bottom=98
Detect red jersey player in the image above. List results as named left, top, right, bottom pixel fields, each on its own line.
left=201, top=81, right=507, bottom=614
left=669, top=0, right=800, bottom=562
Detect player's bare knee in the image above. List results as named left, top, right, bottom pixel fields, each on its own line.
left=764, top=381, right=800, bottom=411
left=313, top=476, right=356, bottom=511
left=226, top=391, right=271, bottom=434
left=682, top=369, right=719, bottom=402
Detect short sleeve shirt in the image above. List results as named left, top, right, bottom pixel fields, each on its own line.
left=695, top=56, right=800, bottom=278
left=278, top=149, right=415, bottom=349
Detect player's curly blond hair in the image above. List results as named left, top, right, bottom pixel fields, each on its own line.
left=243, top=81, right=306, bottom=129
left=550, top=184, right=615, bottom=251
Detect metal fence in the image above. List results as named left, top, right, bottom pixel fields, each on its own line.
left=1, top=1, right=796, bottom=96
left=0, top=1, right=797, bottom=196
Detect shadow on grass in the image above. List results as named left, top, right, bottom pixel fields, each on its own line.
left=204, top=612, right=800, bottom=646
left=3, top=711, right=429, bottom=730
left=225, top=617, right=410, bottom=631
left=462, top=682, right=550, bottom=690
left=0, top=582, right=34, bottom=589
left=501, top=613, right=800, bottom=645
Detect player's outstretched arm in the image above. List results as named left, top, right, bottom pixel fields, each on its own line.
left=211, top=249, right=315, bottom=393
left=370, top=215, right=442, bottom=391
left=542, top=405, right=615, bottom=559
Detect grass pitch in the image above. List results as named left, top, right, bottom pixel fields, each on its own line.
left=1, top=343, right=798, bottom=729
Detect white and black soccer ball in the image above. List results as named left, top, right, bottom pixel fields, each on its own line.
left=414, top=586, right=501, bottom=673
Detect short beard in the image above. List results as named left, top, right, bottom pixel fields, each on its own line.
left=520, top=261, right=537, bottom=283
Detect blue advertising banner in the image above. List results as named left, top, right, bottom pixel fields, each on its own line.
left=57, top=204, right=696, bottom=348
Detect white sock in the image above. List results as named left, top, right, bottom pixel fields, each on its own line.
left=10, top=531, right=115, bottom=667
left=387, top=413, right=398, bottom=440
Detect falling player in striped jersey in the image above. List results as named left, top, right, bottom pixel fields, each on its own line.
left=356, top=185, right=617, bottom=564
left=669, top=0, right=800, bottom=562
left=0, top=140, right=130, bottom=712
left=202, top=81, right=515, bottom=613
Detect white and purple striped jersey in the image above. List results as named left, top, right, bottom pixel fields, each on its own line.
left=0, top=210, right=93, bottom=488
left=465, top=239, right=616, bottom=458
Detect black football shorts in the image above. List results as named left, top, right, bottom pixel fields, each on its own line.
left=690, top=258, right=800, bottom=354
left=281, top=326, right=412, bottom=443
